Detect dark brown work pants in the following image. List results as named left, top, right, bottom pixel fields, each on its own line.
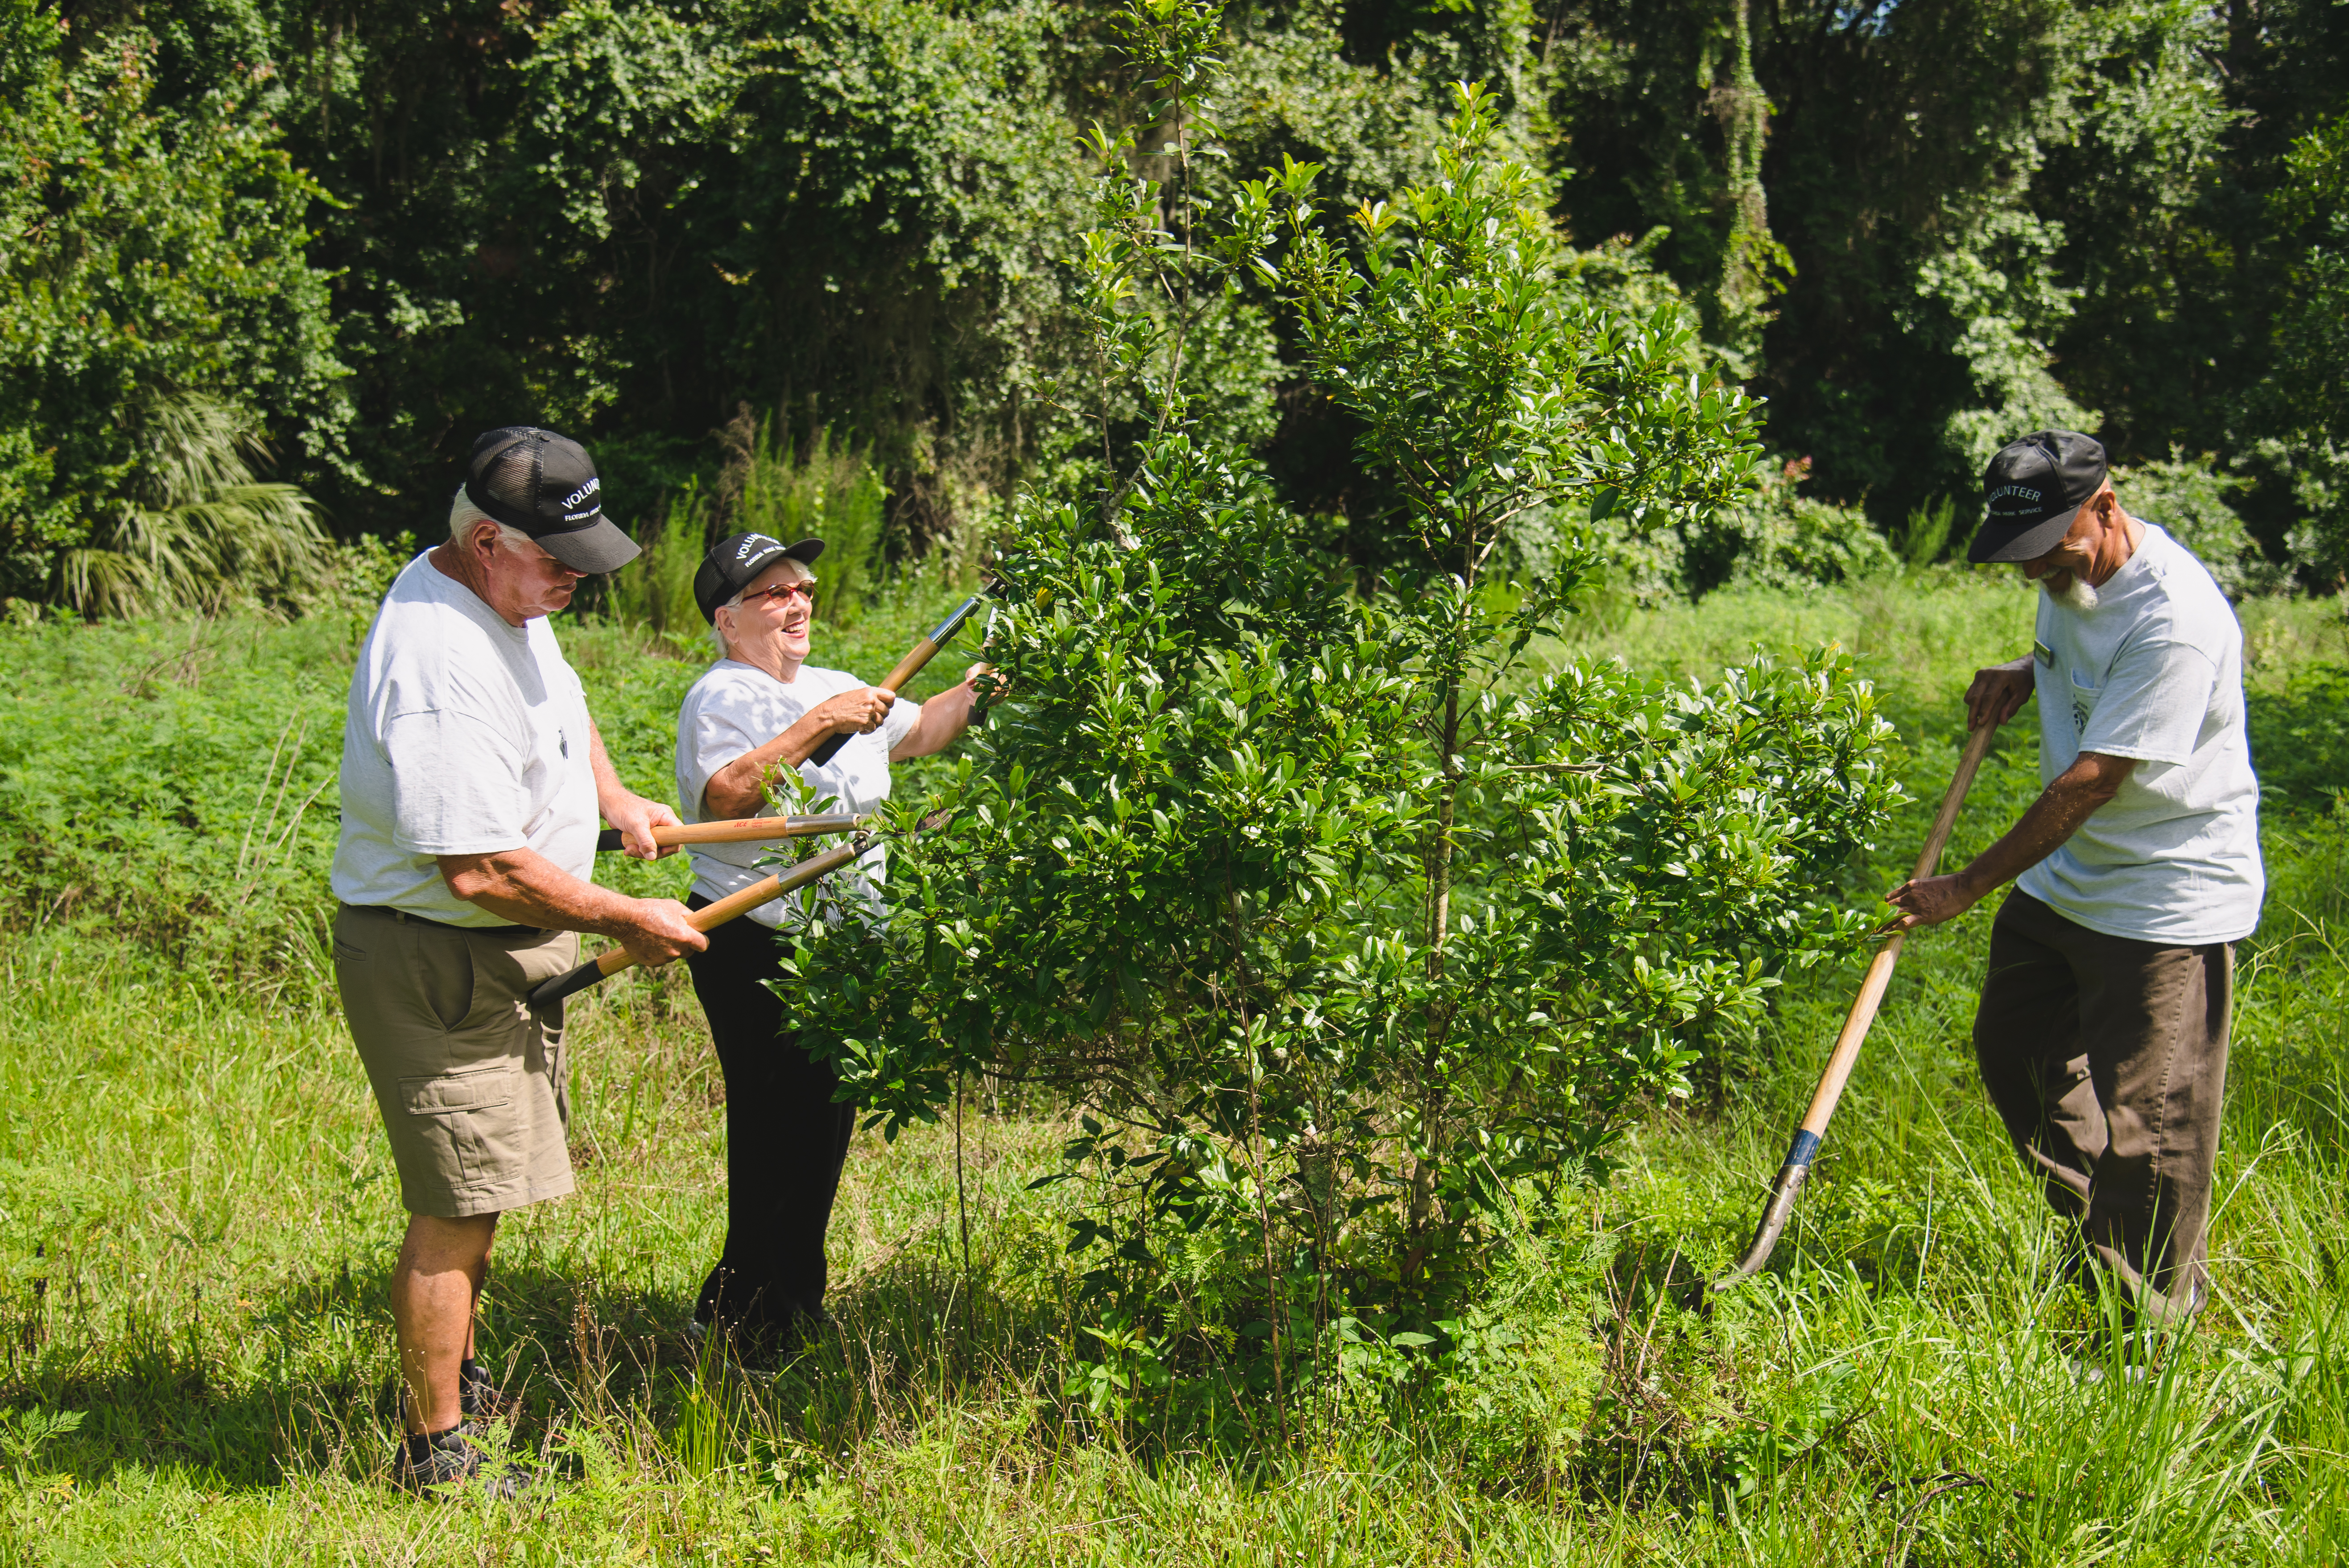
left=1973, top=890, right=2232, bottom=1322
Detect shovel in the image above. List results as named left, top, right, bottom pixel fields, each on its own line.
left=1709, top=718, right=1998, bottom=1291
left=528, top=834, right=875, bottom=1009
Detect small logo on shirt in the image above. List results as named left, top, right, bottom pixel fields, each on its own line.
left=559, top=729, right=569, bottom=758
left=2033, top=639, right=2053, bottom=666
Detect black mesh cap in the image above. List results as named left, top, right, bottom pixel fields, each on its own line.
left=1969, top=430, right=2109, bottom=564
left=694, top=532, right=826, bottom=622
left=464, top=427, right=641, bottom=574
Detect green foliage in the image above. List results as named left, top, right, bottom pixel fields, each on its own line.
left=51, top=393, right=333, bottom=619
left=1897, top=495, right=1957, bottom=569
left=2113, top=453, right=2279, bottom=598
left=0, top=4, right=345, bottom=602
left=1713, top=458, right=1899, bottom=593
left=8, top=0, right=2345, bottom=599
left=609, top=483, right=713, bottom=647
left=782, top=5, right=1899, bottom=1420
left=2271, top=100, right=2349, bottom=584
left=718, top=414, right=889, bottom=627
left=2250, top=661, right=2349, bottom=815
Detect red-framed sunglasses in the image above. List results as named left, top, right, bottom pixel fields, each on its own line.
left=740, top=579, right=817, bottom=608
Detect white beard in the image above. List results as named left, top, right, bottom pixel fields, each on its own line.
left=2051, top=573, right=2101, bottom=612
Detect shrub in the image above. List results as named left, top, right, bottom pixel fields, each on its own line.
left=609, top=483, right=714, bottom=649
left=783, top=0, right=1900, bottom=1421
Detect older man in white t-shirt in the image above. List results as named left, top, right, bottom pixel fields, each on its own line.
left=1889, top=429, right=2262, bottom=1330
left=331, top=427, right=704, bottom=1495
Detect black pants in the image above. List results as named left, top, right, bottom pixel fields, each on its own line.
left=683, top=897, right=857, bottom=1342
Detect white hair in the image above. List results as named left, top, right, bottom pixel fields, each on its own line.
left=447, top=486, right=535, bottom=549
left=710, top=594, right=741, bottom=658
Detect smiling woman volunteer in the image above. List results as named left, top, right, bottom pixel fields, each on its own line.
left=673, top=532, right=982, bottom=1357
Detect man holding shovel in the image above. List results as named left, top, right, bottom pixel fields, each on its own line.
left=331, top=427, right=705, bottom=1496
left=1886, top=429, right=2263, bottom=1327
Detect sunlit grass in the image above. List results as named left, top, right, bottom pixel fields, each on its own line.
left=4, top=578, right=2346, bottom=1563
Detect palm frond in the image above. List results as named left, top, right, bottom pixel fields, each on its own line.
left=54, top=396, right=330, bottom=617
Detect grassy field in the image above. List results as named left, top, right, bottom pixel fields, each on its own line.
left=3, top=567, right=2347, bottom=1564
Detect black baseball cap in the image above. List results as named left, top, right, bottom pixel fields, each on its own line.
left=1969, top=430, right=2109, bottom=564
left=464, top=426, right=640, bottom=574
left=694, top=532, right=826, bottom=622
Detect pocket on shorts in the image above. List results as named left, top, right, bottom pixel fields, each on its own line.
left=398, top=1064, right=513, bottom=1117
left=413, top=931, right=477, bottom=1032
left=396, top=1064, right=526, bottom=1199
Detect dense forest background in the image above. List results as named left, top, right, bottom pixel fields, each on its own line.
left=4, top=0, right=2347, bottom=607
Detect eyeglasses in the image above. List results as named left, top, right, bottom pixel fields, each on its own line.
left=740, top=579, right=817, bottom=608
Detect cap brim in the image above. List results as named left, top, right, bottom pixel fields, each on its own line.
left=1968, top=510, right=2076, bottom=565
left=783, top=537, right=826, bottom=565
left=540, top=516, right=642, bottom=574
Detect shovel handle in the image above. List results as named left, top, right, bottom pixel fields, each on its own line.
left=805, top=591, right=991, bottom=768
left=527, top=838, right=872, bottom=1010
left=594, top=813, right=862, bottom=853
left=1713, top=719, right=1999, bottom=1288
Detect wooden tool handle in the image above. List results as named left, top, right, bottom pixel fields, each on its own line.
left=803, top=644, right=934, bottom=769
left=527, top=838, right=872, bottom=1009
left=805, top=590, right=990, bottom=768
left=1712, top=719, right=2001, bottom=1290
left=1797, top=718, right=2001, bottom=1140
left=595, top=813, right=863, bottom=852
left=1908, top=720, right=1999, bottom=883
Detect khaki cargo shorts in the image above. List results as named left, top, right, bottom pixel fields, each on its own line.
left=333, top=903, right=582, bottom=1219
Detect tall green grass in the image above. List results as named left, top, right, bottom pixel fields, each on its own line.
left=3, top=573, right=2346, bottom=1563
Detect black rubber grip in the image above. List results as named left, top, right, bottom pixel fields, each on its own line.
left=529, top=957, right=611, bottom=1011
left=805, top=729, right=850, bottom=768
left=595, top=828, right=624, bottom=852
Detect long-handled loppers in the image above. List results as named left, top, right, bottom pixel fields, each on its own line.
left=1710, top=718, right=1999, bottom=1291
left=529, top=833, right=876, bottom=1009
left=592, top=811, right=861, bottom=854
left=804, top=587, right=997, bottom=768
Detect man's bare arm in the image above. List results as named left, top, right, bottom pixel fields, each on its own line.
left=1885, top=750, right=2138, bottom=929
left=437, top=848, right=706, bottom=966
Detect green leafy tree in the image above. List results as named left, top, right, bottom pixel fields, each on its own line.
left=784, top=0, right=1900, bottom=1418
left=2268, top=101, right=2349, bottom=583
left=0, top=4, right=343, bottom=605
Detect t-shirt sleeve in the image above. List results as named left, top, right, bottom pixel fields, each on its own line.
left=382, top=709, right=533, bottom=856
left=681, top=685, right=775, bottom=818
left=2077, top=636, right=2217, bottom=766
left=883, top=694, right=922, bottom=751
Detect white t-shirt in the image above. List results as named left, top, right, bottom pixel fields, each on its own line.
left=2015, top=523, right=2263, bottom=945
left=673, top=659, right=920, bottom=928
left=331, top=552, right=599, bottom=926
